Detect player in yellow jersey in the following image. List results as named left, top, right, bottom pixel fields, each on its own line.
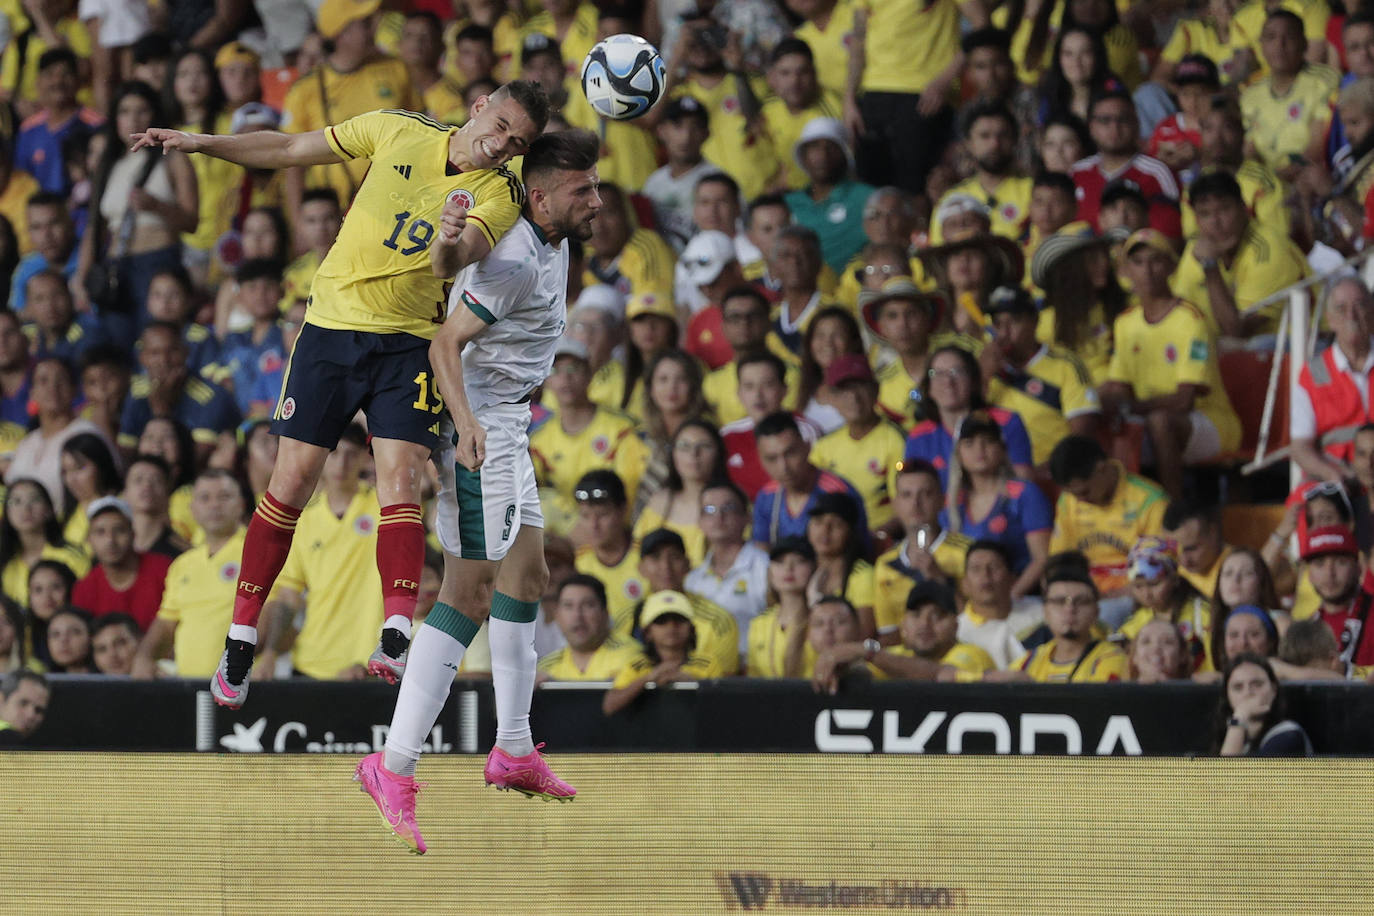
left=131, top=81, right=551, bottom=709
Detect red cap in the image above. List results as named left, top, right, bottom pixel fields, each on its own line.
left=1300, top=525, right=1359, bottom=561
left=824, top=353, right=875, bottom=387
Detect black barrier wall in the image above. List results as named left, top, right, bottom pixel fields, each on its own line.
left=18, top=677, right=1374, bottom=755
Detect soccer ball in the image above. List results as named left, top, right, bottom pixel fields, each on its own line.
left=580, top=34, right=667, bottom=122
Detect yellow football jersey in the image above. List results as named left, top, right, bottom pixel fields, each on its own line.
left=562, top=84, right=660, bottom=192
left=1108, top=301, right=1242, bottom=454
left=0, top=16, right=92, bottom=105
left=1233, top=0, right=1331, bottom=78
left=857, top=0, right=961, bottom=93
left=283, top=250, right=322, bottom=312
left=746, top=607, right=816, bottom=677
left=811, top=420, right=907, bottom=527
left=669, top=76, right=781, bottom=200
left=611, top=651, right=727, bottom=688
left=1181, top=160, right=1290, bottom=240
left=1240, top=65, right=1339, bottom=171
left=538, top=633, right=644, bottom=681
left=1036, top=302, right=1113, bottom=386
left=518, top=3, right=598, bottom=83
left=632, top=506, right=707, bottom=569
left=795, top=0, right=857, bottom=95
left=874, top=358, right=924, bottom=424
left=702, top=350, right=801, bottom=426
left=1159, top=17, right=1249, bottom=83
left=761, top=92, right=845, bottom=190
left=310, top=109, right=524, bottom=339
left=888, top=641, right=996, bottom=682
left=444, top=14, right=522, bottom=84
left=1117, top=596, right=1214, bottom=671
left=1171, top=222, right=1308, bottom=338
left=576, top=542, right=645, bottom=634
left=586, top=360, right=643, bottom=419
left=932, top=176, right=1034, bottom=244
left=683, top=591, right=741, bottom=675
left=169, top=484, right=201, bottom=546
left=423, top=77, right=468, bottom=125
left=530, top=407, right=649, bottom=508
left=281, top=57, right=418, bottom=207
left=584, top=227, right=676, bottom=301
left=872, top=532, right=973, bottom=634
left=1049, top=461, right=1168, bottom=595
left=2, top=543, right=91, bottom=608
left=181, top=112, right=242, bottom=253
left=272, top=486, right=385, bottom=680
left=989, top=346, right=1101, bottom=466
left=1019, top=639, right=1129, bottom=682
left=0, top=169, right=38, bottom=255
left=157, top=529, right=246, bottom=678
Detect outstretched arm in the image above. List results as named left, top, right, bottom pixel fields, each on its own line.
left=130, top=128, right=343, bottom=170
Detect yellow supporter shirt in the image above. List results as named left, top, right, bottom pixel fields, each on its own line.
left=834, top=255, right=931, bottom=313
left=519, top=3, right=598, bottom=83
left=180, top=113, right=241, bottom=254
left=530, top=407, right=649, bottom=510
left=1019, top=639, right=1129, bottom=682
left=538, top=632, right=644, bottom=681
left=989, top=345, right=1100, bottom=466
left=888, top=641, right=996, bottom=682
left=169, top=484, right=201, bottom=546
left=1171, top=222, right=1308, bottom=338
left=576, top=542, right=645, bottom=634
left=1233, top=0, right=1331, bottom=78
left=670, top=77, right=780, bottom=200
left=283, top=250, right=322, bottom=312
left=444, top=14, right=522, bottom=84
left=281, top=56, right=418, bottom=208
left=811, top=420, right=907, bottom=528
left=0, top=169, right=39, bottom=255
left=1240, top=64, right=1339, bottom=171
left=1049, top=461, right=1168, bottom=595
left=746, top=606, right=816, bottom=677
left=1179, top=545, right=1233, bottom=602
left=1117, top=596, right=1214, bottom=671
left=857, top=0, right=961, bottom=94
left=795, top=0, right=857, bottom=95
left=611, top=651, right=726, bottom=688
left=584, top=227, right=677, bottom=301
left=309, top=109, right=524, bottom=339
left=562, top=81, right=661, bottom=192
left=874, top=358, right=923, bottom=423
left=872, top=532, right=973, bottom=634
left=1107, top=301, right=1242, bottom=454
left=1159, top=18, right=1249, bottom=83
left=762, top=91, right=845, bottom=190
left=1181, top=160, right=1290, bottom=240
left=0, top=16, right=92, bottom=106
left=1036, top=303, right=1113, bottom=385
left=932, top=176, right=1034, bottom=244
left=631, top=506, right=707, bottom=568
left=62, top=508, right=90, bottom=562
left=157, top=528, right=246, bottom=678
left=702, top=350, right=801, bottom=426
left=271, top=486, right=385, bottom=680
left=612, top=590, right=740, bottom=675
left=1, top=543, right=90, bottom=608
left=422, top=77, right=468, bottom=125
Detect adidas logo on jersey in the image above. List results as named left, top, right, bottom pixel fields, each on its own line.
left=394, top=164, right=413, bottom=179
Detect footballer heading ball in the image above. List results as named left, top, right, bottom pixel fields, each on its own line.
left=581, top=34, right=668, bottom=121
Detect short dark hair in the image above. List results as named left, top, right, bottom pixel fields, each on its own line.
left=777, top=223, right=822, bottom=260
left=962, top=27, right=1011, bottom=55
left=132, top=33, right=171, bottom=64
left=736, top=350, right=787, bottom=385
left=1189, top=169, right=1244, bottom=208
left=236, top=257, right=284, bottom=285
left=720, top=285, right=769, bottom=314
left=1345, top=11, right=1374, bottom=32
left=812, top=594, right=858, bottom=621
left=966, top=539, right=1012, bottom=571
left=701, top=477, right=748, bottom=509
left=770, top=36, right=814, bottom=66
left=125, top=452, right=172, bottom=482
left=747, top=192, right=789, bottom=224
left=1033, top=170, right=1076, bottom=198
left=490, top=80, right=551, bottom=134
left=1265, top=8, right=1305, bottom=33
left=455, top=23, right=494, bottom=46
left=574, top=469, right=627, bottom=506
left=301, top=188, right=340, bottom=210
left=79, top=343, right=132, bottom=375
left=557, top=573, right=608, bottom=610
left=1163, top=497, right=1221, bottom=532
left=26, top=190, right=68, bottom=211
left=1049, top=435, right=1107, bottom=486
left=1044, top=563, right=1100, bottom=600
left=38, top=47, right=78, bottom=74
left=0, top=669, right=48, bottom=699
left=697, top=171, right=741, bottom=201
left=961, top=99, right=1016, bottom=139
left=149, top=264, right=193, bottom=296
left=895, top=458, right=940, bottom=485
left=92, top=612, right=139, bottom=639
left=755, top=410, right=800, bottom=440
left=907, top=580, right=958, bottom=615
left=1088, top=87, right=1134, bottom=118
left=522, top=128, right=600, bottom=187
left=404, top=9, right=442, bottom=31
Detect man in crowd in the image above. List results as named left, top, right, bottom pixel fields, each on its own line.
left=785, top=118, right=874, bottom=274
left=0, top=671, right=49, bottom=744
left=14, top=49, right=101, bottom=195
left=11, top=192, right=78, bottom=312
left=537, top=574, right=643, bottom=682
left=571, top=470, right=645, bottom=631
left=634, top=528, right=740, bottom=674
left=642, top=96, right=718, bottom=251
left=933, top=101, right=1031, bottom=243
left=1303, top=525, right=1374, bottom=667
left=684, top=480, right=769, bottom=655
left=1001, top=563, right=1128, bottom=682
left=23, top=269, right=108, bottom=365
left=721, top=353, right=821, bottom=499
left=810, top=354, right=907, bottom=528
left=117, top=322, right=241, bottom=462
left=770, top=225, right=833, bottom=356
left=92, top=614, right=141, bottom=676
left=71, top=496, right=173, bottom=632
left=1164, top=499, right=1234, bottom=599
left=1071, top=89, right=1181, bottom=238
left=762, top=38, right=843, bottom=191
left=1292, top=276, right=1374, bottom=482
left=585, top=183, right=677, bottom=300
left=956, top=541, right=1043, bottom=669
left=680, top=228, right=752, bottom=370
left=1184, top=98, right=1289, bottom=239
left=701, top=286, right=798, bottom=425
left=861, top=278, right=945, bottom=422
left=752, top=411, right=868, bottom=546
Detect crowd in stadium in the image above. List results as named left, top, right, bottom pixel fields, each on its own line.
left=0, top=0, right=1373, bottom=755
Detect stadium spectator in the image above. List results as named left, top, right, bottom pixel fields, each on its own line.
left=721, top=352, right=821, bottom=499
left=1146, top=54, right=1219, bottom=173
left=1171, top=170, right=1308, bottom=339
left=15, top=50, right=101, bottom=196
left=0, top=479, right=89, bottom=608
left=997, top=562, right=1128, bottom=682
left=1130, top=618, right=1194, bottom=683
left=0, top=600, right=25, bottom=675
left=1240, top=10, right=1339, bottom=179
left=1164, top=499, right=1234, bottom=601
left=537, top=574, right=642, bottom=682
left=793, top=306, right=863, bottom=434
left=904, top=345, right=1034, bottom=487
left=25, top=560, right=77, bottom=669
left=86, top=605, right=139, bottom=675
left=1030, top=223, right=1127, bottom=385
left=58, top=432, right=121, bottom=549
left=46, top=606, right=94, bottom=673
left=565, top=286, right=626, bottom=406
left=25, top=270, right=109, bottom=365
left=121, top=454, right=188, bottom=558
left=701, top=285, right=799, bottom=425
left=763, top=38, right=841, bottom=192
left=1216, top=653, right=1313, bottom=756
left=934, top=102, right=1031, bottom=244
left=1025, top=172, right=1079, bottom=264
left=809, top=353, right=905, bottom=529
left=1271, top=617, right=1359, bottom=681
left=585, top=183, right=677, bottom=302
left=1292, top=277, right=1374, bottom=482
left=785, top=118, right=872, bottom=275
left=603, top=589, right=727, bottom=716
left=398, top=11, right=465, bottom=123
left=1300, top=524, right=1374, bottom=666
left=1071, top=88, right=1181, bottom=237
left=946, top=410, right=1053, bottom=599
left=8, top=359, right=113, bottom=513
left=642, top=96, right=718, bottom=251
left=234, top=419, right=278, bottom=504
left=634, top=418, right=726, bottom=566
left=675, top=230, right=748, bottom=372
left=1187, top=98, right=1289, bottom=240
left=685, top=479, right=769, bottom=652
left=1097, top=178, right=1150, bottom=239
left=71, top=496, right=172, bottom=631
left=746, top=536, right=816, bottom=677
left=920, top=212, right=1023, bottom=335
left=960, top=29, right=1039, bottom=171
left=117, top=322, right=241, bottom=462
left=1117, top=536, right=1211, bottom=670
left=742, top=192, right=792, bottom=290
left=1048, top=435, right=1168, bottom=626
left=531, top=336, right=647, bottom=529
left=77, top=345, right=132, bottom=448
left=633, top=527, right=740, bottom=674
left=858, top=278, right=943, bottom=423
left=752, top=410, right=867, bottom=547
left=616, top=290, right=678, bottom=421
left=0, top=143, right=38, bottom=262
left=210, top=259, right=288, bottom=418
left=688, top=174, right=762, bottom=289
left=0, top=671, right=50, bottom=744
left=254, top=425, right=384, bottom=681
left=637, top=349, right=711, bottom=505
left=143, top=268, right=218, bottom=375
left=166, top=48, right=233, bottom=282
left=767, top=226, right=832, bottom=359
left=133, top=468, right=247, bottom=679
left=10, top=192, right=78, bottom=313
left=805, top=595, right=877, bottom=689
left=572, top=470, right=645, bottom=633
left=985, top=284, right=1100, bottom=467
left=957, top=540, right=1044, bottom=669
left=832, top=188, right=921, bottom=309
left=803, top=492, right=874, bottom=635
left=281, top=189, right=342, bottom=314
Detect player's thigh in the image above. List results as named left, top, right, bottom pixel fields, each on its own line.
left=266, top=437, right=332, bottom=505
left=371, top=436, right=433, bottom=506
left=361, top=332, right=442, bottom=451
left=270, top=323, right=373, bottom=450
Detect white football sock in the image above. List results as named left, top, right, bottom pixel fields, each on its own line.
left=383, top=625, right=466, bottom=777
left=489, top=616, right=537, bottom=756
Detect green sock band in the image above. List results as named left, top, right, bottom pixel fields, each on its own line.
left=490, top=591, right=539, bottom=623
left=424, top=602, right=480, bottom=646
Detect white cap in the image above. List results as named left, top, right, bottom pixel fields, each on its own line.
left=569, top=284, right=625, bottom=322
left=231, top=102, right=281, bottom=134
left=793, top=117, right=854, bottom=174
left=554, top=336, right=590, bottom=362
left=87, top=495, right=133, bottom=522
left=933, top=193, right=990, bottom=227
left=680, top=230, right=737, bottom=287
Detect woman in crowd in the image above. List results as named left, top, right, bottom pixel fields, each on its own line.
left=1030, top=224, right=1128, bottom=384
left=122, top=455, right=190, bottom=557
left=805, top=494, right=875, bottom=639
left=45, top=607, right=94, bottom=674
left=166, top=47, right=233, bottom=284
left=26, top=560, right=77, bottom=670
left=1201, top=603, right=1280, bottom=684
left=1131, top=618, right=1194, bottom=683
left=234, top=418, right=278, bottom=503
left=796, top=307, right=866, bottom=435
left=214, top=206, right=291, bottom=335
left=60, top=433, right=123, bottom=550
left=137, top=417, right=199, bottom=544
left=1038, top=115, right=1092, bottom=175
left=747, top=537, right=818, bottom=678
left=1037, top=27, right=1120, bottom=125
left=634, top=349, right=710, bottom=514
left=0, top=481, right=89, bottom=608
left=920, top=230, right=1023, bottom=337
left=1118, top=536, right=1211, bottom=671
left=633, top=419, right=727, bottom=566
left=0, top=600, right=27, bottom=675
left=1215, top=653, right=1312, bottom=756
left=74, top=80, right=198, bottom=345
left=945, top=412, right=1051, bottom=600
left=7, top=359, right=115, bottom=515
left=621, top=293, right=680, bottom=421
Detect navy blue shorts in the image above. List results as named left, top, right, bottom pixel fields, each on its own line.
left=271, top=322, right=442, bottom=449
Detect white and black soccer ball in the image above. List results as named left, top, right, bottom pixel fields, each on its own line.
left=580, top=34, right=667, bottom=121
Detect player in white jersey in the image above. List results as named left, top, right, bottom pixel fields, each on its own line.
left=354, top=130, right=602, bottom=854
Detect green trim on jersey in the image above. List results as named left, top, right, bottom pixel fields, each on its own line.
left=454, top=462, right=488, bottom=559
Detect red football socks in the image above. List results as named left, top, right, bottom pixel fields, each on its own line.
left=231, top=492, right=302, bottom=629
left=378, top=503, right=425, bottom=620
